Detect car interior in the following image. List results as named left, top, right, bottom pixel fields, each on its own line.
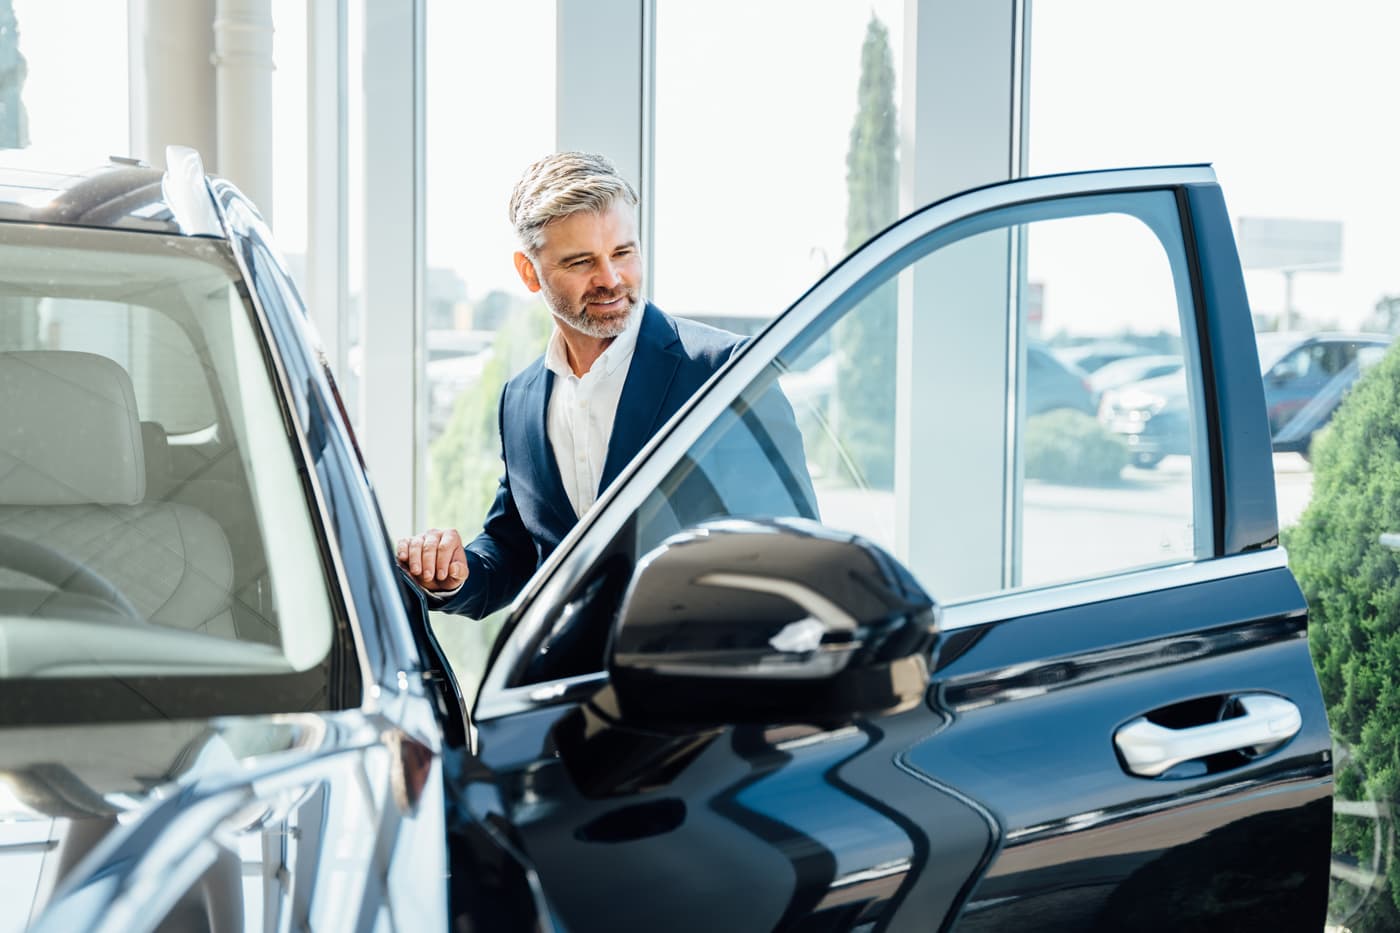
left=0, top=227, right=326, bottom=677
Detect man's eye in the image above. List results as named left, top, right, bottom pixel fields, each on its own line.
left=569, top=259, right=591, bottom=269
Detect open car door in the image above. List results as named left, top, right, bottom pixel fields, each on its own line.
left=466, top=167, right=1332, bottom=932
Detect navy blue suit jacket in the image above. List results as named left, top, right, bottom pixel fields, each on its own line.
left=438, top=303, right=752, bottom=619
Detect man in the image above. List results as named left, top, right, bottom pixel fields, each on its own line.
left=398, top=151, right=788, bottom=619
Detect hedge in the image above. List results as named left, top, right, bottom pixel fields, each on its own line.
left=1024, top=409, right=1128, bottom=485
left=1284, top=343, right=1400, bottom=930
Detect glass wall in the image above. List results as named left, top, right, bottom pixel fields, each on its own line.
left=270, top=0, right=308, bottom=287
left=7, top=0, right=127, bottom=156
left=1029, top=4, right=1400, bottom=927
left=343, top=0, right=365, bottom=427
left=652, top=0, right=905, bottom=334
left=422, top=0, right=556, bottom=696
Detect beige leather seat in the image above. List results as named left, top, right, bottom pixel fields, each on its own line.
left=0, top=351, right=236, bottom=636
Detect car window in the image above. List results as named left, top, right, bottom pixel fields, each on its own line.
left=0, top=224, right=347, bottom=720
left=1357, top=344, right=1388, bottom=368
left=1270, top=345, right=1326, bottom=383
left=627, top=194, right=1208, bottom=606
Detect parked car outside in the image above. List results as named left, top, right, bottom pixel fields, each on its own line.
left=1027, top=343, right=1099, bottom=415
left=1097, top=369, right=1192, bottom=468
left=1088, top=353, right=1183, bottom=394
left=1271, top=342, right=1391, bottom=455
left=1256, top=331, right=1392, bottom=437
left=770, top=344, right=1099, bottom=421
left=1100, top=332, right=1391, bottom=466
left=0, top=156, right=1331, bottom=931
left=1052, top=339, right=1155, bottom=374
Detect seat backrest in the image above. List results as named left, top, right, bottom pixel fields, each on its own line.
left=0, top=351, right=235, bottom=636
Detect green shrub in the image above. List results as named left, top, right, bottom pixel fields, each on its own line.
left=1024, top=409, right=1128, bottom=485
left=1284, top=343, right=1400, bottom=929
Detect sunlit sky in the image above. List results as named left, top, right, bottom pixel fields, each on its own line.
left=10, top=0, right=1400, bottom=332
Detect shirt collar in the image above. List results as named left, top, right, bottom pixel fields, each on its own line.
left=544, top=300, right=644, bottom=380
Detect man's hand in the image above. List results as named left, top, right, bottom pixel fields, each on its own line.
left=397, top=528, right=468, bottom=592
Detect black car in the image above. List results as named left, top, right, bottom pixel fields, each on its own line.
left=0, top=156, right=1330, bottom=931
left=1100, top=331, right=1391, bottom=466
left=1027, top=343, right=1099, bottom=416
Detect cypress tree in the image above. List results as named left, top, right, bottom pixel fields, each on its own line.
left=0, top=2, right=30, bottom=354
left=0, top=0, right=28, bottom=149
left=835, top=14, right=898, bottom=488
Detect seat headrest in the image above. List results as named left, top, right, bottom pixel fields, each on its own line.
left=0, top=351, right=146, bottom=505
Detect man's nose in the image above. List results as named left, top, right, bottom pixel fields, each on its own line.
left=594, top=259, right=621, bottom=289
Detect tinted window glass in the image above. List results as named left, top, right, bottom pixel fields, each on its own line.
left=632, top=194, right=1210, bottom=603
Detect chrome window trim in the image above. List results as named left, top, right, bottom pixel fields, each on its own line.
left=938, top=547, right=1288, bottom=631
left=211, top=183, right=380, bottom=706
left=474, top=548, right=1289, bottom=722
left=476, top=165, right=1221, bottom=713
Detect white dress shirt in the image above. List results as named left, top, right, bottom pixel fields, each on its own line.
left=542, top=306, right=642, bottom=518
left=426, top=308, right=643, bottom=604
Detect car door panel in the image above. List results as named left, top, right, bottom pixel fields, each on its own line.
left=477, top=699, right=995, bottom=933
left=468, top=167, right=1331, bottom=932
left=910, top=564, right=1329, bottom=930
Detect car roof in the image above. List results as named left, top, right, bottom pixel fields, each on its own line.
left=1255, top=330, right=1392, bottom=350
left=1096, top=353, right=1181, bottom=369
left=1254, top=329, right=1391, bottom=370
left=0, top=150, right=222, bottom=238
left=1057, top=340, right=1147, bottom=359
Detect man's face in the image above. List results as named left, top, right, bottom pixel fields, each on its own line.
left=515, top=201, right=642, bottom=340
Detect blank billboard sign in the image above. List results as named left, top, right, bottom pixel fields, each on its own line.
left=1237, top=217, right=1343, bottom=272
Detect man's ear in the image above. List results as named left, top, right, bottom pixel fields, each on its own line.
left=513, top=251, right=542, bottom=293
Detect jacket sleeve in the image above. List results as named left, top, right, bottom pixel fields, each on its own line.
left=661, top=337, right=818, bottom=529
left=748, top=379, right=819, bottom=521
left=435, top=388, right=538, bottom=620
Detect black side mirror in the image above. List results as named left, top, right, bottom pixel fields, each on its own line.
left=607, top=517, right=937, bottom=728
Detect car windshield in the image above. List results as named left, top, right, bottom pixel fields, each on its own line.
left=0, top=224, right=346, bottom=721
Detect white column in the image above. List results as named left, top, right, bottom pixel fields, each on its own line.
left=358, top=0, right=425, bottom=537
left=555, top=0, right=653, bottom=277
left=128, top=0, right=217, bottom=169
left=894, top=0, right=1026, bottom=597
left=213, top=0, right=275, bottom=222
left=306, top=0, right=348, bottom=382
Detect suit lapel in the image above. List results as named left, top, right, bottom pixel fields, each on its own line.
left=521, top=364, right=579, bottom=525
left=599, top=304, right=682, bottom=492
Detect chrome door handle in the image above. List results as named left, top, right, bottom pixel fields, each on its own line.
left=1114, top=694, right=1302, bottom=778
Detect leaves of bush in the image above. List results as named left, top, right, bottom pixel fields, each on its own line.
left=1285, top=343, right=1400, bottom=927
left=1024, top=409, right=1128, bottom=485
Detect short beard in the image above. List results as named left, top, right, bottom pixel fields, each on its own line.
left=545, top=288, right=637, bottom=340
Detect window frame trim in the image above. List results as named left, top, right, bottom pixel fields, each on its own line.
left=214, top=188, right=378, bottom=705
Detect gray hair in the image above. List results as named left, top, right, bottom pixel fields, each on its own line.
left=508, top=152, right=639, bottom=254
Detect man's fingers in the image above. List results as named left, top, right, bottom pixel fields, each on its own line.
left=436, top=531, right=462, bottom=581
left=420, top=532, right=440, bottom=583
left=398, top=530, right=467, bottom=590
